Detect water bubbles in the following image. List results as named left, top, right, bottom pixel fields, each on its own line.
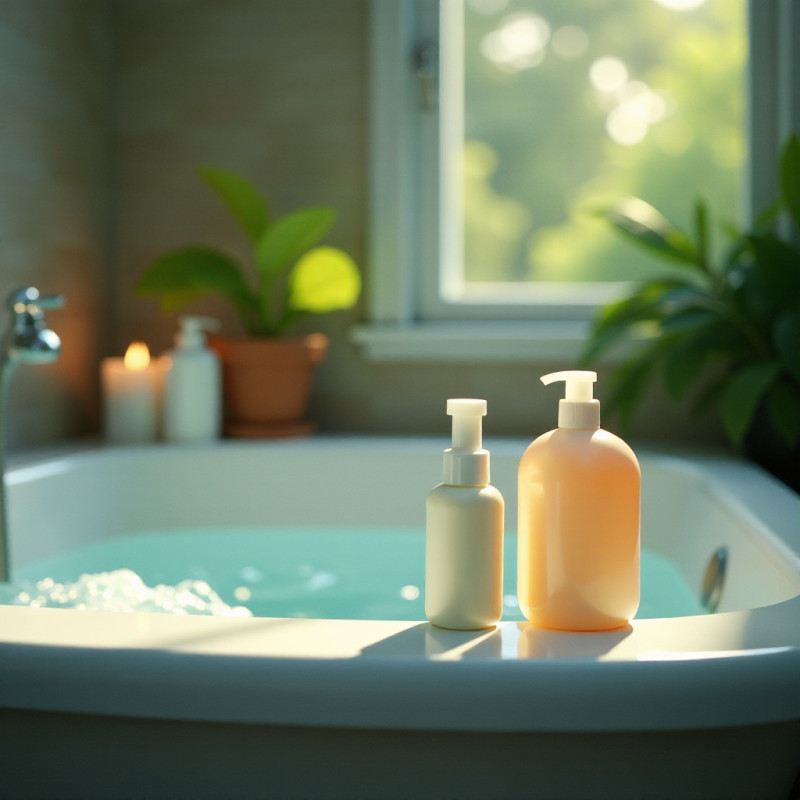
left=239, top=566, right=263, bottom=584
left=234, top=586, right=252, bottom=602
left=503, top=594, right=519, bottom=608
left=400, top=584, right=421, bottom=601
left=0, top=570, right=251, bottom=617
left=305, top=571, right=338, bottom=592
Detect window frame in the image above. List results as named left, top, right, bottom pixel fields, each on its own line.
left=353, top=0, right=799, bottom=363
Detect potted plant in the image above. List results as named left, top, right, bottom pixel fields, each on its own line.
left=584, top=134, right=800, bottom=491
left=135, top=167, right=361, bottom=437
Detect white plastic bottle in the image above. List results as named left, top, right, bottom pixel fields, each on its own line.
left=517, top=370, right=641, bottom=631
left=162, top=316, right=222, bottom=442
left=425, top=399, right=505, bottom=630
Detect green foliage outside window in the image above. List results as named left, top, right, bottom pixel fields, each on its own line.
left=461, top=0, right=744, bottom=285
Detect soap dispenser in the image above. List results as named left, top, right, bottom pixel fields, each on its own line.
left=425, top=399, right=504, bottom=630
left=162, top=316, right=222, bottom=442
left=517, top=371, right=640, bottom=631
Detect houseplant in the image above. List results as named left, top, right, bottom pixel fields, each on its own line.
left=135, top=167, right=361, bottom=437
left=584, top=134, right=800, bottom=490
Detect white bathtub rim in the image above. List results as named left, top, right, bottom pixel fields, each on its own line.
left=2, top=626, right=800, bottom=734
left=2, top=596, right=800, bottom=733
left=2, top=438, right=800, bottom=734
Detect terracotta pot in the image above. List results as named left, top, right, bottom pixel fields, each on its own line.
left=208, top=333, right=328, bottom=438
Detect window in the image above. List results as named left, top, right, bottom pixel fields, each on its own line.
left=355, top=0, right=798, bottom=362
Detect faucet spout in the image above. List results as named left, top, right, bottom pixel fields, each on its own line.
left=0, top=287, right=65, bottom=582
left=3, top=287, right=65, bottom=370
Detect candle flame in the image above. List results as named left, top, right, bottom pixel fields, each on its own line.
left=124, top=341, right=151, bottom=371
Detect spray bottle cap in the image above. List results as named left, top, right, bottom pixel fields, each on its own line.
left=176, top=316, right=220, bottom=350
left=442, top=398, right=490, bottom=486
left=541, top=370, right=600, bottom=429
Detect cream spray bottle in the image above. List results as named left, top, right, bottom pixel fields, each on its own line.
left=425, top=399, right=504, bottom=630
left=517, top=371, right=640, bottom=631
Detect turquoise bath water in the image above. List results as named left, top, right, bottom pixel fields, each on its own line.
left=12, top=526, right=706, bottom=620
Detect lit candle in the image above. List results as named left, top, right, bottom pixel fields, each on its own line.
left=101, top=342, right=162, bottom=443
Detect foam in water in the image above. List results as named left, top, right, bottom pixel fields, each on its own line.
left=0, top=568, right=252, bottom=617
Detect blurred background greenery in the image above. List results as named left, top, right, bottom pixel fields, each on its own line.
left=460, top=0, right=745, bottom=286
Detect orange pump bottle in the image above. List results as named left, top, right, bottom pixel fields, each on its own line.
left=517, top=370, right=640, bottom=631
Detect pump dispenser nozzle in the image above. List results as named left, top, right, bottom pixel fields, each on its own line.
left=541, top=370, right=600, bottom=429
left=177, top=316, right=220, bottom=350
left=443, top=399, right=490, bottom=486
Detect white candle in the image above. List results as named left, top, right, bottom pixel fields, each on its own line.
left=101, top=342, right=161, bottom=443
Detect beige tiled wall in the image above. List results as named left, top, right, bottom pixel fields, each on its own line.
left=0, top=0, right=112, bottom=448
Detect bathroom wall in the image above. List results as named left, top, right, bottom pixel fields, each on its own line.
left=0, top=0, right=724, bottom=447
left=0, top=0, right=113, bottom=448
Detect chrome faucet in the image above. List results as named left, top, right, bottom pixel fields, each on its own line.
left=0, top=287, right=65, bottom=582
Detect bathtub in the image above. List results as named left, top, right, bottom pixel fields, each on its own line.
left=0, top=437, right=799, bottom=800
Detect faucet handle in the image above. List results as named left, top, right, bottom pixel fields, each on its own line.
left=32, top=293, right=65, bottom=311
left=7, top=287, right=65, bottom=317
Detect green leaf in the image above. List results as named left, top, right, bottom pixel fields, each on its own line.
left=662, top=333, right=712, bottom=401
left=255, top=207, right=336, bottom=280
left=581, top=279, right=691, bottom=363
left=691, top=370, right=729, bottom=416
left=779, top=133, right=800, bottom=234
left=287, top=246, right=361, bottom=314
left=720, top=231, right=750, bottom=276
left=773, top=310, right=800, bottom=383
left=766, top=379, right=800, bottom=448
left=148, top=289, right=208, bottom=315
left=747, top=235, right=800, bottom=311
left=583, top=280, right=708, bottom=363
left=660, top=285, right=714, bottom=310
left=720, top=361, right=781, bottom=447
left=197, top=167, right=269, bottom=243
left=659, top=308, right=719, bottom=334
left=728, top=264, right=775, bottom=336
left=592, top=289, right=655, bottom=333
left=134, top=246, right=257, bottom=322
left=583, top=295, right=657, bottom=362
left=660, top=317, right=750, bottom=406
left=601, top=197, right=700, bottom=268
left=605, top=347, right=660, bottom=431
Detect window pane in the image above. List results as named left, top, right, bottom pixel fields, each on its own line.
left=455, top=0, right=745, bottom=290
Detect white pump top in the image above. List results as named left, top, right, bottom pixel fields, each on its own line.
left=442, top=398, right=490, bottom=486
left=541, top=370, right=600, bottom=429
left=176, top=316, right=220, bottom=350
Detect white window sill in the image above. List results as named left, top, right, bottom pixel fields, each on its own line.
left=351, top=320, right=592, bottom=363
